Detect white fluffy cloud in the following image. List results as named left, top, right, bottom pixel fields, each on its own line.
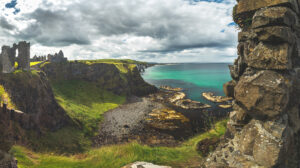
left=0, top=0, right=238, bottom=62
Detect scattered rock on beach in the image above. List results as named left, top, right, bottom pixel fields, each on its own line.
left=202, top=92, right=232, bottom=103
left=160, top=85, right=183, bottom=91
left=174, top=99, right=211, bottom=109
left=122, top=161, right=172, bottom=168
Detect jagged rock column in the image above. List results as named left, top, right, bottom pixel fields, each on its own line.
left=204, top=0, right=300, bottom=167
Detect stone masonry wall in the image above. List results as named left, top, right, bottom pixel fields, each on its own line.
left=17, top=41, right=30, bottom=71
left=205, top=0, right=300, bottom=167
left=0, top=41, right=31, bottom=73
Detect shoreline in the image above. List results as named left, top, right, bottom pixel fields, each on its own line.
left=94, top=87, right=231, bottom=147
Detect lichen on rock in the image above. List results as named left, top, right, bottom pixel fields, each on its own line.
left=204, top=1, right=300, bottom=167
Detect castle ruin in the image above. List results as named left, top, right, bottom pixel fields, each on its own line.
left=0, top=41, right=31, bottom=73
left=47, top=50, right=68, bottom=63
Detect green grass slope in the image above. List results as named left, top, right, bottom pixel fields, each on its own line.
left=12, top=120, right=227, bottom=168
left=52, top=80, right=126, bottom=136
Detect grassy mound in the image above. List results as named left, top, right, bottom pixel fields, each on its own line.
left=12, top=120, right=227, bottom=168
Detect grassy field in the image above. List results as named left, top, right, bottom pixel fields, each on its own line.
left=12, top=120, right=227, bottom=168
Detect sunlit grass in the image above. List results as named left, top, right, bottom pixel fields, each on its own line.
left=51, top=80, right=126, bottom=136
left=14, top=62, right=42, bottom=68
left=12, top=119, right=228, bottom=168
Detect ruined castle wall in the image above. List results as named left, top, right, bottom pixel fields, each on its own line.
left=1, top=46, right=15, bottom=73
left=205, top=0, right=300, bottom=167
left=17, top=41, right=30, bottom=71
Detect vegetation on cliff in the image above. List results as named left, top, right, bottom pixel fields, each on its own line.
left=12, top=120, right=227, bottom=168
left=52, top=79, right=126, bottom=136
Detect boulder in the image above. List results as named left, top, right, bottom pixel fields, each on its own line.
left=254, top=26, right=296, bottom=44
left=234, top=70, right=290, bottom=118
left=246, top=42, right=293, bottom=70
left=122, top=162, right=171, bottom=168
left=236, top=0, right=299, bottom=16
left=252, top=6, right=298, bottom=29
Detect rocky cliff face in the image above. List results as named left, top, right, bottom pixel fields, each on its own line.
left=41, top=62, right=157, bottom=96
left=0, top=71, right=71, bottom=131
left=0, top=70, right=70, bottom=167
left=205, top=0, right=300, bottom=167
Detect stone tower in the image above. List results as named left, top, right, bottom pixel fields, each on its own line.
left=17, top=41, right=30, bottom=71
left=204, top=0, right=300, bottom=167
left=1, top=46, right=15, bottom=73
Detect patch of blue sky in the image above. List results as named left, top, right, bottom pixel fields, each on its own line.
left=5, top=0, right=20, bottom=14
left=227, top=22, right=237, bottom=26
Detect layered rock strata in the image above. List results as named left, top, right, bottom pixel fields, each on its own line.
left=205, top=0, right=300, bottom=167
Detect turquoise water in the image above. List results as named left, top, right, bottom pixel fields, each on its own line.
left=142, top=63, right=232, bottom=105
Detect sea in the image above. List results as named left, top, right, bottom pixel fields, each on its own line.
left=142, top=63, right=232, bottom=106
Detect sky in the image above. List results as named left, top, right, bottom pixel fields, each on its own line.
left=0, top=0, right=238, bottom=63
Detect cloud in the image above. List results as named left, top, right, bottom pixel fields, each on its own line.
left=0, top=0, right=238, bottom=62
left=0, top=17, right=16, bottom=30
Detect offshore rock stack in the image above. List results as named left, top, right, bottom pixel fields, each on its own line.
left=205, top=0, right=300, bottom=167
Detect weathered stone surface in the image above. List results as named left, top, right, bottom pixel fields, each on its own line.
left=223, top=80, right=236, bottom=98
left=235, top=70, right=290, bottom=118
left=122, top=162, right=171, bottom=168
left=236, top=0, right=299, bottom=15
left=237, top=120, right=258, bottom=155
left=254, top=26, right=296, bottom=44
left=205, top=0, right=300, bottom=167
left=246, top=42, right=293, bottom=70
left=17, top=41, right=30, bottom=71
left=252, top=6, right=298, bottom=29
left=229, top=55, right=248, bottom=80
left=238, top=30, right=257, bottom=42
left=1, top=46, right=15, bottom=73
left=252, top=119, right=288, bottom=167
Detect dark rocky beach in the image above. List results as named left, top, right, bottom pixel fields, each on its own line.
left=94, top=86, right=232, bottom=147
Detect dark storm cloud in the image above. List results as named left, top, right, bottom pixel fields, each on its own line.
left=15, top=9, right=91, bottom=46
left=71, top=0, right=236, bottom=52
left=1, top=0, right=237, bottom=62
left=0, top=17, right=15, bottom=30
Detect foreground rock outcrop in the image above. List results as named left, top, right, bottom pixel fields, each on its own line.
left=122, top=162, right=171, bottom=168
left=205, top=0, right=300, bottom=167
